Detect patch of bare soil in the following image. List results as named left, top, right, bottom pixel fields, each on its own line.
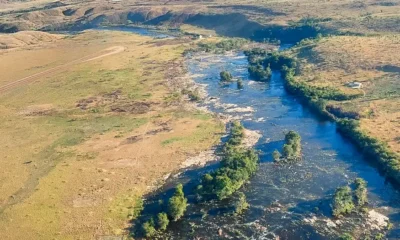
left=76, top=90, right=156, bottom=114
left=18, top=103, right=55, bottom=116
left=110, top=101, right=152, bottom=114
left=122, top=122, right=173, bottom=144
left=76, top=89, right=122, bottom=109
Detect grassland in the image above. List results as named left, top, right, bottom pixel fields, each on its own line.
left=0, top=30, right=223, bottom=239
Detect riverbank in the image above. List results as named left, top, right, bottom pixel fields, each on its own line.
left=281, top=51, right=400, bottom=186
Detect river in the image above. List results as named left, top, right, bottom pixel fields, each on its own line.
left=97, top=27, right=400, bottom=239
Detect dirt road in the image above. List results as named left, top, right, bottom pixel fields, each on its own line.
left=0, top=46, right=125, bottom=93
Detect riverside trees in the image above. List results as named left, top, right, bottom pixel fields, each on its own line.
left=197, top=121, right=259, bottom=200
left=140, top=184, right=187, bottom=237
left=332, top=178, right=369, bottom=217
left=167, top=183, right=188, bottom=221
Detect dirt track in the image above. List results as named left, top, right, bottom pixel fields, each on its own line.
left=0, top=46, right=125, bottom=93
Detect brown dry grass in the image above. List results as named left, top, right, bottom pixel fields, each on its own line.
left=0, top=31, right=62, bottom=49
left=0, top=30, right=223, bottom=239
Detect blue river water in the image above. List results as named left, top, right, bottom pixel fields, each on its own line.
left=93, top=27, right=400, bottom=239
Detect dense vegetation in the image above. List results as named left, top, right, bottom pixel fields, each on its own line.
left=332, top=178, right=368, bottom=217
left=332, top=186, right=355, bottom=217
left=251, top=23, right=321, bottom=44
left=244, top=48, right=271, bottom=81
left=139, top=184, right=188, bottom=237
left=273, top=131, right=301, bottom=162
left=197, top=121, right=259, bottom=200
left=248, top=64, right=272, bottom=81
left=283, top=131, right=302, bottom=160
left=354, top=178, right=367, bottom=206
left=197, top=38, right=249, bottom=53
left=220, top=71, right=233, bottom=82
left=234, top=192, right=249, bottom=215
left=246, top=48, right=400, bottom=185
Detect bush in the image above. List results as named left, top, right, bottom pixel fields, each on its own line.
left=188, top=90, right=201, bottom=102
left=339, top=233, right=354, bottom=240
left=332, top=186, right=355, bottom=217
left=220, top=71, right=233, bottom=82
left=141, top=219, right=156, bottom=238
left=156, top=212, right=169, bottom=231
left=234, top=192, right=249, bottom=215
left=167, top=184, right=188, bottom=221
left=272, top=149, right=281, bottom=161
left=182, top=89, right=201, bottom=102
left=354, top=178, right=367, bottom=206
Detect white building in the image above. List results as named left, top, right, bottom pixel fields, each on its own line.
left=347, top=82, right=363, bottom=89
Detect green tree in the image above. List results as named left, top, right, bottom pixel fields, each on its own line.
left=220, top=71, right=233, bottom=82
left=214, top=174, right=235, bottom=200
left=282, top=144, right=294, bottom=158
left=141, top=219, right=156, bottom=238
left=167, top=184, right=188, bottom=221
left=339, top=233, right=354, bottom=240
left=354, top=178, right=367, bottom=206
left=156, top=212, right=169, bottom=231
left=234, top=192, right=249, bottom=215
left=272, top=150, right=281, bottom=161
left=282, top=130, right=301, bottom=160
left=333, top=186, right=355, bottom=217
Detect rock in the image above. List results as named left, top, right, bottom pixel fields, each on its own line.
left=367, top=210, right=389, bottom=230
left=325, top=219, right=337, bottom=228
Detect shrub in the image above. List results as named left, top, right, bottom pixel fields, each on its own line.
left=234, top=192, right=249, bottom=215
left=141, top=219, right=156, bottom=238
left=156, top=212, right=169, bottom=231
left=354, top=178, right=367, bottom=206
left=272, top=150, right=281, bottom=161
left=332, top=186, right=355, bottom=217
left=339, top=233, right=354, bottom=240
left=188, top=90, right=201, bottom=102
left=374, top=233, right=385, bottom=240
left=167, top=184, right=188, bottom=221
left=220, top=71, right=233, bottom=82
